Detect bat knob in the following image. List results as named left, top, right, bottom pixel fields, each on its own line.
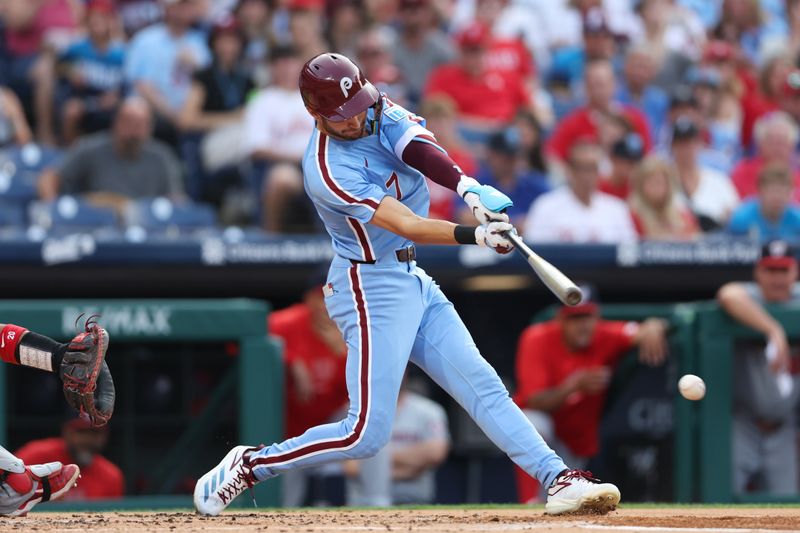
left=565, top=288, right=583, bottom=306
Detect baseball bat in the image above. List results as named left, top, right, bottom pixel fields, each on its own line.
left=504, top=231, right=583, bottom=306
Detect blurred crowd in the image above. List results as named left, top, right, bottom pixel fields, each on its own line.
left=3, top=0, right=800, bottom=240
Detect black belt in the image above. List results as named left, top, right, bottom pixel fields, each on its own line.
left=349, top=245, right=416, bottom=265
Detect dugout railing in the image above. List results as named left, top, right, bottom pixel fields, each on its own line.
left=0, top=299, right=283, bottom=510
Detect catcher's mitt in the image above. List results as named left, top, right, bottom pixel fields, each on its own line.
left=59, top=317, right=115, bottom=427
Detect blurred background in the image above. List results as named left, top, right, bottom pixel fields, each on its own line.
left=0, top=0, right=798, bottom=509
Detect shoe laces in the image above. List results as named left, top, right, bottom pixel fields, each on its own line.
left=216, top=445, right=265, bottom=507
left=560, top=469, right=601, bottom=484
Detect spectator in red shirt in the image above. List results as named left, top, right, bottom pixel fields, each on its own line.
left=513, top=287, right=668, bottom=502
left=731, top=111, right=800, bottom=203
left=268, top=272, right=350, bottom=506
left=15, top=417, right=123, bottom=500
left=599, top=132, right=645, bottom=200
left=546, top=58, right=652, bottom=175
left=425, top=22, right=530, bottom=135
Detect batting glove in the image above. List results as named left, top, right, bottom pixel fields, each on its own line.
left=457, top=176, right=513, bottom=225
left=476, top=221, right=515, bottom=254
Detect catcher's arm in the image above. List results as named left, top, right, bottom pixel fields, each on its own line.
left=0, top=321, right=115, bottom=426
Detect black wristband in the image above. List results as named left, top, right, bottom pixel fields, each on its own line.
left=454, top=225, right=478, bottom=245
left=17, top=332, right=67, bottom=373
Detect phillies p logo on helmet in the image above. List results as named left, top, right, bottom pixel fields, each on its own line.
left=340, top=77, right=353, bottom=97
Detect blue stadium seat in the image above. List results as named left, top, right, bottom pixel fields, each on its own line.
left=28, top=196, right=118, bottom=230
left=125, top=197, right=217, bottom=231
left=0, top=200, right=26, bottom=227
left=0, top=144, right=63, bottom=173
left=0, top=168, right=37, bottom=202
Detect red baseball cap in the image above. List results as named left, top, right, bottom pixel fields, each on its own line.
left=288, top=0, right=324, bottom=10
left=457, top=23, right=491, bottom=50
left=758, top=240, right=797, bottom=269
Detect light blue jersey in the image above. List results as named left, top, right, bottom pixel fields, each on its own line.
left=302, top=96, right=435, bottom=262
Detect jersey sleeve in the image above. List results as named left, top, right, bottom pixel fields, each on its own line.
left=379, top=98, right=443, bottom=161
left=304, top=134, right=388, bottom=224
left=596, top=320, right=639, bottom=364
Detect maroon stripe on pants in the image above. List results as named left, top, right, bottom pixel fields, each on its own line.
left=252, top=264, right=370, bottom=466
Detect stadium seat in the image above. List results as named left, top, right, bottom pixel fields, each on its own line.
left=124, top=197, right=217, bottom=231
left=28, top=196, right=118, bottom=230
left=0, top=200, right=26, bottom=227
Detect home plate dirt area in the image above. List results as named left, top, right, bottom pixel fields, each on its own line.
left=7, top=507, right=800, bottom=533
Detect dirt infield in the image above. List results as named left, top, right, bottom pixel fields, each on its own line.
left=5, top=507, right=800, bottom=533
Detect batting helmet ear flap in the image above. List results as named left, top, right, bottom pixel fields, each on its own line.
left=299, top=53, right=379, bottom=122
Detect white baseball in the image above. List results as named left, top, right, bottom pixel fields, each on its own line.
left=678, top=374, right=706, bottom=401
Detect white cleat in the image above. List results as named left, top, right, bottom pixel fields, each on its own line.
left=194, top=445, right=263, bottom=516
left=545, top=469, right=621, bottom=515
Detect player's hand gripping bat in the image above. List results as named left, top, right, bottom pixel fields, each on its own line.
left=503, top=230, right=583, bottom=306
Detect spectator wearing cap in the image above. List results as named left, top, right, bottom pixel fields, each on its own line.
left=655, top=84, right=701, bottom=150
left=392, top=0, right=455, bottom=107
left=629, top=154, right=699, bottom=240
left=58, top=0, right=126, bottom=145
left=425, top=23, right=531, bottom=136
left=124, top=0, right=211, bottom=148
left=38, top=97, right=184, bottom=207
left=728, top=164, right=800, bottom=241
left=739, top=54, right=793, bottom=150
left=615, top=43, right=669, bottom=140
left=670, top=116, right=739, bottom=231
left=457, top=126, right=548, bottom=228
left=599, top=132, right=644, bottom=199
left=524, top=140, right=636, bottom=243
left=717, top=240, right=800, bottom=496
left=243, top=46, right=315, bottom=233
left=417, top=96, right=476, bottom=221
left=16, top=416, right=124, bottom=499
left=177, top=17, right=254, bottom=202
left=546, top=58, right=652, bottom=172
left=513, top=285, right=668, bottom=503
left=731, top=112, right=800, bottom=203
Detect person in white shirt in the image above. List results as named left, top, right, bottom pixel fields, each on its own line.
left=243, top=45, right=315, bottom=232
left=524, top=140, right=637, bottom=243
left=669, top=116, right=739, bottom=231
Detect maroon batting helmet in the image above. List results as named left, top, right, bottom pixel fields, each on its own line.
left=299, top=53, right=380, bottom=122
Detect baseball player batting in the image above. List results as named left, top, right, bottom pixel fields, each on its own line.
left=195, top=53, right=620, bottom=516
left=0, top=320, right=114, bottom=516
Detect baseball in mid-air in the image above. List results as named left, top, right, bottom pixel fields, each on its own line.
left=678, top=374, right=706, bottom=401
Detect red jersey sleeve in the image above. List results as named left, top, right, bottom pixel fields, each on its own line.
left=514, top=324, right=554, bottom=406
left=14, top=439, right=58, bottom=466
left=594, top=320, right=639, bottom=365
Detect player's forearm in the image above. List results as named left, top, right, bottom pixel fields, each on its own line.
left=371, top=197, right=463, bottom=245
left=717, top=283, right=782, bottom=336
left=0, top=325, right=67, bottom=372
